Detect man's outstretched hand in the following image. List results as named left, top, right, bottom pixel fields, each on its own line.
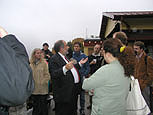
left=0, top=26, right=8, bottom=38
left=80, top=57, right=88, bottom=64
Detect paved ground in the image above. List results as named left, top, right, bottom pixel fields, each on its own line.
left=27, top=93, right=91, bottom=115
left=48, top=93, right=91, bottom=115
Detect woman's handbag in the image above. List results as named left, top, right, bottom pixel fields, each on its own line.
left=126, top=76, right=151, bottom=115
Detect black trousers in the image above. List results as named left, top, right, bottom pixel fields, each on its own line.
left=55, top=102, right=77, bottom=115
left=31, top=94, right=48, bottom=115
left=55, top=93, right=78, bottom=115
left=142, top=86, right=150, bottom=108
left=55, top=84, right=79, bottom=115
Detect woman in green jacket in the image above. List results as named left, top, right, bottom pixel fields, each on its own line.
left=82, top=38, right=135, bottom=115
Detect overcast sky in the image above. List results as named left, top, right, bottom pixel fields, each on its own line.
left=0, top=0, right=153, bottom=55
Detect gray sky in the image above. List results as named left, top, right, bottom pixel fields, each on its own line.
left=0, top=0, right=153, bottom=55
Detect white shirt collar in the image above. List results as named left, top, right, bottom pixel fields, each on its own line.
left=92, top=53, right=101, bottom=57
left=58, top=52, right=65, bottom=58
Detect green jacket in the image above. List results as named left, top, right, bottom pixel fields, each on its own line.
left=83, top=60, right=130, bottom=115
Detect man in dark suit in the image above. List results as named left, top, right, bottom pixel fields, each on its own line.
left=48, top=40, right=88, bottom=115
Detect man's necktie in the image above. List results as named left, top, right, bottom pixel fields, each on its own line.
left=64, top=56, right=80, bottom=83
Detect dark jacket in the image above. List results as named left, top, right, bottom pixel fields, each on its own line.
left=0, top=35, right=34, bottom=106
left=88, top=53, right=104, bottom=75
left=48, top=53, right=81, bottom=103
left=42, top=49, right=53, bottom=62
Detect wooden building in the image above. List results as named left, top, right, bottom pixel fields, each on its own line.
left=99, top=11, right=153, bottom=57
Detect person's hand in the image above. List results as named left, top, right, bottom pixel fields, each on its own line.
left=0, top=26, right=8, bottom=38
left=65, top=61, right=74, bottom=70
left=89, top=89, right=94, bottom=96
left=90, top=60, right=96, bottom=65
left=70, top=58, right=77, bottom=64
left=90, top=89, right=94, bottom=94
left=46, top=54, right=50, bottom=58
left=80, top=57, right=88, bottom=64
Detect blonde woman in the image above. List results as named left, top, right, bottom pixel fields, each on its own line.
left=30, top=48, right=50, bottom=115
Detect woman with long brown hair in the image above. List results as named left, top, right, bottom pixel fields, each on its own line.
left=83, top=38, right=135, bottom=115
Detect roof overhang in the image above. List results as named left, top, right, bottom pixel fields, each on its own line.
left=99, top=11, right=153, bottom=40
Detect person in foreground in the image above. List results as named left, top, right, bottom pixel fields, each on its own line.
left=0, top=26, right=34, bottom=115
left=82, top=38, right=135, bottom=115
left=48, top=40, right=88, bottom=115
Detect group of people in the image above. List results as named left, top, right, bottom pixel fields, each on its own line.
left=1, top=26, right=153, bottom=115
left=45, top=32, right=153, bottom=115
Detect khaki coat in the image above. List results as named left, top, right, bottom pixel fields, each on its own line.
left=30, top=59, right=50, bottom=94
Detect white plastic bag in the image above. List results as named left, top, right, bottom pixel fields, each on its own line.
left=126, top=76, right=150, bottom=115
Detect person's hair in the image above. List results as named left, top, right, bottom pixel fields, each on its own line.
left=43, top=43, right=49, bottom=47
left=30, top=48, right=42, bottom=64
left=134, top=41, right=145, bottom=50
left=113, top=31, right=128, bottom=46
left=73, top=42, right=82, bottom=47
left=94, top=44, right=101, bottom=48
left=66, top=47, right=73, bottom=59
left=54, top=40, right=64, bottom=53
left=103, top=38, right=135, bottom=77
